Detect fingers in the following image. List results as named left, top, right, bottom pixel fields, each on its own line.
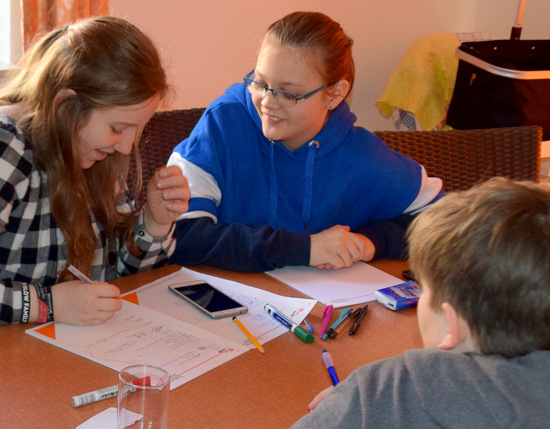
left=308, top=386, right=334, bottom=411
left=52, top=281, right=123, bottom=325
left=310, top=227, right=372, bottom=269
left=147, top=166, right=190, bottom=223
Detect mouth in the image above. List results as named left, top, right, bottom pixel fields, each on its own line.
left=263, top=113, right=283, bottom=125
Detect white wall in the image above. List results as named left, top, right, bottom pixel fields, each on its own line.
left=109, top=0, right=550, bottom=131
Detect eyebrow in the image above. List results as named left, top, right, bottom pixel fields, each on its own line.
left=254, top=71, right=304, bottom=90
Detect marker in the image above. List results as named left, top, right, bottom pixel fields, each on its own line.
left=67, top=264, right=93, bottom=284
left=319, top=305, right=333, bottom=339
left=264, top=303, right=314, bottom=343
left=348, top=304, right=369, bottom=336
left=71, top=376, right=150, bottom=407
left=233, top=316, right=265, bottom=354
left=322, top=349, right=340, bottom=386
left=71, top=384, right=117, bottom=407
left=322, top=308, right=352, bottom=340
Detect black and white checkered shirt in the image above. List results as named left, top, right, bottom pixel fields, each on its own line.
left=0, top=115, right=175, bottom=325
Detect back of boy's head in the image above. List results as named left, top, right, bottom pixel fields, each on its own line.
left=408, top=177, right=550, bottom=357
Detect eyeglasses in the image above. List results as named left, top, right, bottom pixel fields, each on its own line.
left=243, top=70, right=326, bottom=107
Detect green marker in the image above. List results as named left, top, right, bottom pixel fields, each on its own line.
left=264, top=303, right=314, bottom=343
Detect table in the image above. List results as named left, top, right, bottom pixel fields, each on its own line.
left=0, top=260, right=421, bottom=428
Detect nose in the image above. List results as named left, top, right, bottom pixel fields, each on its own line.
left=260, top=89, right=280, bottom=108
left=114, top=132, right=136, bottom=155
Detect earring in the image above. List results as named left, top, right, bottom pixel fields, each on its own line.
left=327, top=104, right=333, bottom=110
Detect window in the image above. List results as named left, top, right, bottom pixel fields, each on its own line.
left=0, top=0, right=22, bottom=74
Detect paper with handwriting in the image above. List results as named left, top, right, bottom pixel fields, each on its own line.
left=26, top=267, right=316, bottom=390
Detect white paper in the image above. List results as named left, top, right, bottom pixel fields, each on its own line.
left=268, top=262, right=403, bottom=308
left=122, top=267, right=317, bottom=346
left=26, top=268, right=317, bottom=391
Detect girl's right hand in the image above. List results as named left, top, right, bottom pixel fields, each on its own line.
left=51, top=280, right=122, bottom=325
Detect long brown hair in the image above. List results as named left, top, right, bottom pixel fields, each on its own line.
left=0, top=16, right=168, bottom=277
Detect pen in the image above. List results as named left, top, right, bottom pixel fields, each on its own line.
left=322, top=308, right=352, bottom=340
left=264, top=303, right=314, bottom=343
left=233, top=316, right=265, bottom=354
left=303, top=317, right=314, bottom=334
left=67, top=264, right=93, bottom=284
left=322, top=349, right=340, bottom=386
left=291, top=295, right=314, bottom=334
left=329, top=307, right=358, bottom=339
left=319, top=305, right=333, bottom=339
left=348, top=304, right=369, bottom=336
left=71, top=384, right=117, bottom=407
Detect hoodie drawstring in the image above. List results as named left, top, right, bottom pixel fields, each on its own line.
left=268, top=141, right=278, bottom=226
left=302, top=141, right=319, bottom=232
left=268, top=140, right=319, bottom=232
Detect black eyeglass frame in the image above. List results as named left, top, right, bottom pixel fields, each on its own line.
left=243, top=70, right=328, bottom=105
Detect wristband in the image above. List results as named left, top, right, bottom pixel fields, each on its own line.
left=34, top=283, right=54, bottom=323
left=20, top=283, right=31, bottom=323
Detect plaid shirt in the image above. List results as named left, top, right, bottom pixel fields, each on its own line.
left=0, top=115, right=176, bottom=325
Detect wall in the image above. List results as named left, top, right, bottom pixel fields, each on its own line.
left=109, top=0, right=550, bottom=131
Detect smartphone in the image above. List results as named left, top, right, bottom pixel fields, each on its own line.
left=169, top=280, right=248, bottom=319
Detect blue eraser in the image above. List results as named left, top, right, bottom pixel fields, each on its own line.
left=374, top=281, right=422, bottom=310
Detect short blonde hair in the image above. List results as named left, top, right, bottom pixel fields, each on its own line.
left=408, top=177, right=550, bottom=357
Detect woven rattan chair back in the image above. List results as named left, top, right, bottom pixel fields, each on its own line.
left=128, top=108, right=205, bottom=207
left=374, top=126, right=541, bottom=192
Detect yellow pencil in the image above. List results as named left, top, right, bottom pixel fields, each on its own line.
left=233, top=316, right=265, bottom=354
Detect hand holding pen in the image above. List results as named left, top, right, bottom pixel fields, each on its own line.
left=52, top=265, right=122, bottom=325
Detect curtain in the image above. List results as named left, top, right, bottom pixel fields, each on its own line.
left=21, top=0, right=109, bottom=50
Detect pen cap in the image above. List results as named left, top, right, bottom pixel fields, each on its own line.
left=293, top=325, right=314, bottom=343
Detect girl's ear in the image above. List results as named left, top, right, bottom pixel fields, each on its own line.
left=438, top=302, right=476, bottom=352
left=326, top=79, right=350, bottom=110
left=53, top=88, right=76, bottom=109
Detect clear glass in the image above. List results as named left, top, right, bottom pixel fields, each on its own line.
left=117, top=364, right=170, bottom=429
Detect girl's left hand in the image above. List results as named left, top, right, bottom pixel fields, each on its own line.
left=144, top=165, right=190, bottom=236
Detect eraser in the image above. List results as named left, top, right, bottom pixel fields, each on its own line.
left=374, top=281, right=422, bottom=311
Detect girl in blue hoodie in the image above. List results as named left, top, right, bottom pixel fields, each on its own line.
left=168, top=11, right=444, bottom=272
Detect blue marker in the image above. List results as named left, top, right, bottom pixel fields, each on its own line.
left=264, top=303, right=314, bottom=343
left=322, top=349, right=340, bottom=385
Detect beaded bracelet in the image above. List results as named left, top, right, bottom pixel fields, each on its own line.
left=34, top=283, right=54, bottom=323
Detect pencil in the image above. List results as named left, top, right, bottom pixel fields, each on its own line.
left=67, top=264, right=93, bottom=284
left=233, top=316, right=265, bottom=354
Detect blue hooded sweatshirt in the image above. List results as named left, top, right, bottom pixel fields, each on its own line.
left=168, top=83, right=442, bottom=272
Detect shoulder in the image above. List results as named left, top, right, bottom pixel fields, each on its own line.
left=0, top=115, right=34, bottom=189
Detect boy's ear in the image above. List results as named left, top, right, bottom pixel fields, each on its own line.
left=437, top=302, right=473, bottom=351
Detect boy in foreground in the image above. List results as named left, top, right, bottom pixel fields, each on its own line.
left=290, top=177, right=550, bottom=428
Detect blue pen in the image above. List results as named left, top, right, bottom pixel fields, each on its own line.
left=291, top=296, right=314, bottom=334
left=322, top=308, right=352, bottom=340
left=322, top=349, right=340, bottom=386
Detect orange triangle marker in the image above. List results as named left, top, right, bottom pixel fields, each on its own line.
left=122, top=292, right=140, bottom=305
left=35, top=323, right=56, bottom=340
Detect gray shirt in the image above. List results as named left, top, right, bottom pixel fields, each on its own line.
left=290, top=348, right=550, bottom=428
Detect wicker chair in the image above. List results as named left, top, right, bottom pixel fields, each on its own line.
left=374, top=126, right=542, bottom=192
left=128, top=108, right=206, bottom=207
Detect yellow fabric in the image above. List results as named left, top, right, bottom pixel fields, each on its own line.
left=376, top=32, right=460, bottom=131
